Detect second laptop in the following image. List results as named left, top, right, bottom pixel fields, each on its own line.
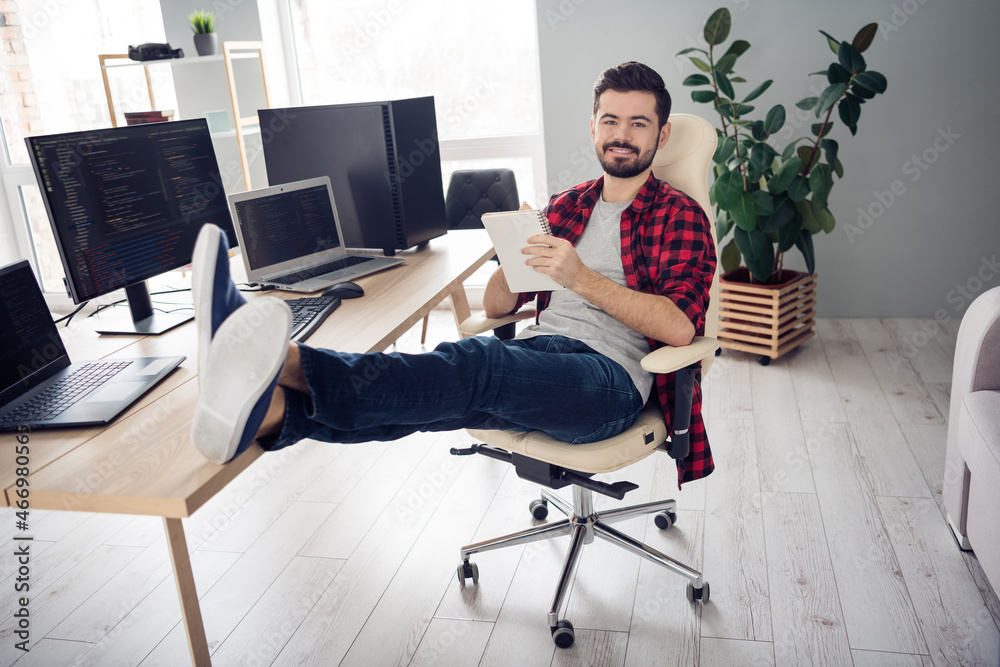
left=228, top=176, right=403, bottom=293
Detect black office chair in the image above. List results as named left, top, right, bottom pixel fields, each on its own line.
left=422, top=168, right=521, bottom=343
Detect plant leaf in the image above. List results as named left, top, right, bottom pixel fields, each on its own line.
left=838, top=95, right=861, bottom=128
left=730, top=76, right=747, bottom=83
left=809, top=164, right=832, bottom=207
left=813, top=205, right=836, bottom=233
left=797, top=145, right=817, bottom=171
left=731, top=190, right=758, bottom=231
left=853, top=23, right=878, bottom=53
left=713, top=135, right=737, bottom=164
left=716, top=53, right=738, bottom=74
left=704, top=7, right=732, bottom=46
left=714, top=169, right=744, bottom=210
left=690, top=57, right=712, bottom=73
left=761, top=195, right=795, bottom=233
left=796, top=97, right=818, bottom=110
left=716, top=210, right=734, bottom=240
left=720, top=238, right=742, bottom=273
left=794, top=228, right=816, bottom=274
left=734, top=227, right=775, bottom=282
left=812, top=121, right=833, bottom=137
left=820, top=138, right=839, bottom=169
left=751, top=120, right=766, bottom=142
left=752, top=188, right=774, bottom=217
left=715, top=70, right=735, bottom=100
left=692, top=90, right=717, bottom=103
left=723, top=39, right=751, bottom=59
left=827, top=63, right=852, bottom=85
left=769, top=157, right=802, bottom=194
left=781, top=140, right=801, bottom=161
left=838, top=40, right=866, bottom=73
left=683, top=74, right=711, bottom=87
left=819, top=30, right=841, bottom=55
left=854, top=71, right=888, bottom=94
left=816, top=83, right=846, bottom=117
left=788, top=175, right=810, bottom=201
left=676, top=47, right=708, bottom=56
left=833, top=158, right=844, bottom=178
left=851, top=82, right=877, bottom=100
left=742, top=79, right=773, bottom=104
left=777, top=211, right=802, bottom=251
left=796, top=199, right=821, bottom=234
left=764, top=105, right=786, bottom=135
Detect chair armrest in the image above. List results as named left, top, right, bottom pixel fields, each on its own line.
left=640, top=336, right=720, bottom=374
left=459, top=309, right=537, bottom=336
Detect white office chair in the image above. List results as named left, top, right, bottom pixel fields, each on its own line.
left=451, top=113, right=720, bottom=649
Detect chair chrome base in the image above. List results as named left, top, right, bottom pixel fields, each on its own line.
left=456, top=485, right=708, bottom=649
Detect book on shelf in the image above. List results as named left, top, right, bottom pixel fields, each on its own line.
left=123, top=110, right=175, bottom=125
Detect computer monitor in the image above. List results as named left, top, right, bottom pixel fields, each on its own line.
left=259, top=96, right=447, bottom=256
left=26, top=119, right=236, bottom=335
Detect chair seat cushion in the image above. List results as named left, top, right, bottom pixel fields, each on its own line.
left=467, top=404, right=667, bottom=474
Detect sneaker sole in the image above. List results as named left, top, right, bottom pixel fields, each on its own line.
left=191, top=224, right=222, bottom=384
left=191, top=298, right=291, bottom=464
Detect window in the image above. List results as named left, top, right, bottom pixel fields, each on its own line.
left=0, top=0, right=169, bottom=292
left=287, top=0, right=546, bottom=207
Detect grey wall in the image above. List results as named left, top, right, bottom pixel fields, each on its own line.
left=535, top=0, right=1000, bottom=318
left=161, top=0, right=262, bottom=49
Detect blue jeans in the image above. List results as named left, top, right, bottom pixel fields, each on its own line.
left=267, top=335, right=644, bottom=450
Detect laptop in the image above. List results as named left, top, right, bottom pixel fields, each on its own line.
left=228, top=176, right=404, bottom=293
left=0, top=260, right=185, bottom=430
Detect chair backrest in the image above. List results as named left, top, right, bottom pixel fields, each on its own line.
left=445, top=168, right=520, bottom=230
left=650, top=113, right=719, bottom=375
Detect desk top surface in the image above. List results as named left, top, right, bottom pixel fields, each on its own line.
left=2, top=230, right=494, bottom=516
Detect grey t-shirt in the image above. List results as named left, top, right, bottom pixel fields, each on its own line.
left=516, top=195, right=653, bottom=401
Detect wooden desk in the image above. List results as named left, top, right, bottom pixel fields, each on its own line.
left=1, top=230, right=494, bottom=665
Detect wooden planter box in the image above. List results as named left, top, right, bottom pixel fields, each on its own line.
left=717, top=268, right=817, bottom=363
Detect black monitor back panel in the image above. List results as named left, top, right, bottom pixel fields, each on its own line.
left=260, top=96, right=447, bottom=255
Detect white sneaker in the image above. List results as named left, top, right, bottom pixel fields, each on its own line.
left=190, top=297, right=291, bottom=464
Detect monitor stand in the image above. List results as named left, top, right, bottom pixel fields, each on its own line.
left=95, top=282, right=193, bottom=336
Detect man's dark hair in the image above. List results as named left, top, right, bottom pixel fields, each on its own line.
left=593, top=62, right=672, bottom=130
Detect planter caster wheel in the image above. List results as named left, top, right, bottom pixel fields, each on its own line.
left=551, top=620, right=575, bottom=648
left=686, top=581, right=710, bottom=603
left=757, top=355, right=771, bottom=366
left=654, top=510, right=677, bottom=530
left=529, top=498, right=549, bottom=521
left=457, top=560, right=479, bottom=586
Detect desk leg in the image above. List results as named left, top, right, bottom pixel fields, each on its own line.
left=450, top=286, right=473, bottom=338
left=164, top=517, right=212, bottom=666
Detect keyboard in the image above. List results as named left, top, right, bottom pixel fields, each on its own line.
left=287, top=296, right=342, bottom=342
left=1, top=360, right=133, bottom=424
left=271, top=255, right=375, bottom=286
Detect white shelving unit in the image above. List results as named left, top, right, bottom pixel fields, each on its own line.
left=99, top=41, right=270, bottom=192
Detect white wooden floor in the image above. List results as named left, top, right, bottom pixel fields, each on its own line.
left=3, top=314, right=999, bottom=666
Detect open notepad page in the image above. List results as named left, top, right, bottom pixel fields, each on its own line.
left=481, top=210, right=567, bottom=293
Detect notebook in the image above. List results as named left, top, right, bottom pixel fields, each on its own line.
left=481, top=209, right=567, bottom=293
left=228, top=176, right=403, bottom=293
left=0, top=260, right=185, bottom=430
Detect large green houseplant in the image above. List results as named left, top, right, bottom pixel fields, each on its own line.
left=677, top=8, right=887, bottom=284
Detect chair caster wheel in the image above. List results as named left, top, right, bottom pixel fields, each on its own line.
left=757, top=355, right=771, bottom=366
left=653, top=510, right=677, bottom=530
left=686, top=581, right=709, bottom=603
left=715, top=347, right=722, bottom=356
left=529, top=498, right=549, bottom=520
left=457, top=560, right=479, bottom=586
left=551, top=620, right=575, bottom=648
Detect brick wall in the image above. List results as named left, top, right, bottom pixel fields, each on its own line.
left=1, top=0, right=40, bottom=162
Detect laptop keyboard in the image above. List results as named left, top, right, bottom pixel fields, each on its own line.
left=1, top=360, right=133, bottom=424
left=288, top=296, right=342, bottom=342
left=271, top=255, right=375, bottom=286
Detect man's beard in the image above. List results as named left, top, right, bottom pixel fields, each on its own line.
left=596, top=140, right=656, bottom=179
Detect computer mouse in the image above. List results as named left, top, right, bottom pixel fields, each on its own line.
left=323, top=281, right=365, bottom=299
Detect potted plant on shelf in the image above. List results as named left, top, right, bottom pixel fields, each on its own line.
left=677, top=8, right=887, bottom=364
left=189, top=10, right=217, bottom=56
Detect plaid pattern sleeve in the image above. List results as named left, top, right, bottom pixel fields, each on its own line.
left=626, top=175, right=717, bottom=486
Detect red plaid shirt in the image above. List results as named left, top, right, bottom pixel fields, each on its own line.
left=513, top=172, right=717, bottom=486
